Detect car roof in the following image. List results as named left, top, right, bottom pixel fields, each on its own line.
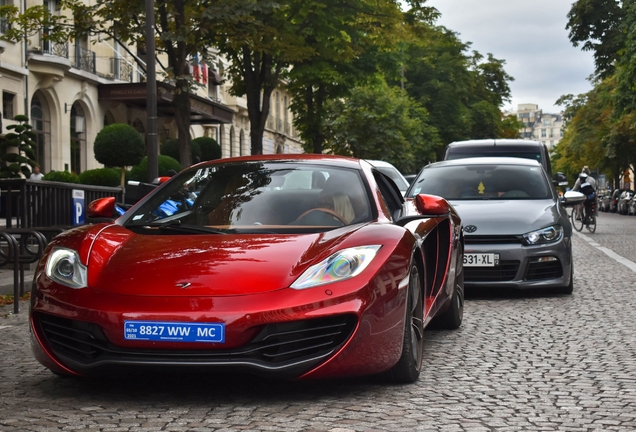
left=446, top=139, right=545, bottom=148
left=194, top=153, right=364, bottom=170
left=426, top=157, right=543, bottom=169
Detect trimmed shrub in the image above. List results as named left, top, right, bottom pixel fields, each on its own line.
left=42, top=170, right=80, bottom=184
left=0, top=115, right=38, bottom=179
left=94, top=123, right=145, bottom=186
left=129, top=155, right=182, bottom=182
left=78, top=168, right=121, bottom=187
left=193, top=136, right=221, bottom=161
left=160, top=138, right=201, bottom=164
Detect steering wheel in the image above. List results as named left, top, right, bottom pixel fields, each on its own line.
left=295, top=208, right=348, bottom=225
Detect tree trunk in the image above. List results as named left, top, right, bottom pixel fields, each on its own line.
left=174, top=77, right=192, bottom=167
left=305, top=84, right=326, bottom=154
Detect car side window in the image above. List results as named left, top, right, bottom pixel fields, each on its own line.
left=373, top=171, right=403, bottom=219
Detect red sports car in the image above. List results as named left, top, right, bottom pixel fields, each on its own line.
left=30, top=155, right=464, bottom=383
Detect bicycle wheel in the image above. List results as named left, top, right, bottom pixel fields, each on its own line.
left=571, top=208, right=583, bottom=231
left=586, top=214, right=596, bottom=233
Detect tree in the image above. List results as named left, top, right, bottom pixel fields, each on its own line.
left=0, top=115, right=38, bottom=179
left=286, top=0, right=406, bottom=155
left=94, top=123, right=145, bottom=186
left=323, top=80, right=439, bottom=174
left=566, top=0, right=625, bottom=79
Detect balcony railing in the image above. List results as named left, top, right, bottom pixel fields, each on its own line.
left=74, top=45, right=96, bottom=74
left=40, top=29, right=69, bottom=58
left=110, top=57, right=133, bottom=82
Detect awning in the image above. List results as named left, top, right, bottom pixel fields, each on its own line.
left=98, top=82, right=234, bottom=124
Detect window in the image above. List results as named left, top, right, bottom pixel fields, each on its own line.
left=541, top=129, right=546, bottom=138
left=543, top=119, right=551, bottom=127
left=549, top=129, right=554, bottom=138
left=3, top=92, right=15, bottom=120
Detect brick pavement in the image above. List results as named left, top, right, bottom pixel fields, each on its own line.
left=0, top=234, right=635, bottom=431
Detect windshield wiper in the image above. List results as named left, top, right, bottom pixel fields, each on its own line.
left=144, top=220, right=229, bottom=235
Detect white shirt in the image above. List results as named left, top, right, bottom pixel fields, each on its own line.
left=30, top=173, right=43, bottom=181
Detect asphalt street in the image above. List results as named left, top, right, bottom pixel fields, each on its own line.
left=1, top=211, right=635, bottom=431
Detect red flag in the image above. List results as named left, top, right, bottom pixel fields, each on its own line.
left=202, top=61, right=208, bottom=85
left=193, top=54, right=201, bottom=82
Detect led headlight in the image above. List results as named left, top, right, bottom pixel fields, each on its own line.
left=523, top=225, right=563, bottom=245
left=291, top=245, right=382, bottom=289
left=45, top=247, right=88, bottom=289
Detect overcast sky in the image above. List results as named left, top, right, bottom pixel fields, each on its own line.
left=425, top=0, right=596, bottom=114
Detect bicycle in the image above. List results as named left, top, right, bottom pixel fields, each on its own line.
left=571, top=201, right=596, bottom=233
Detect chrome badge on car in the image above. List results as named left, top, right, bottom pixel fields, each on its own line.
left=176, top=282, right=192, bottom=289
left=464, top=225, right=477, bottom=233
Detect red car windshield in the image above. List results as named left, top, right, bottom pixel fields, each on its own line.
left=124, top=162, right=372, bottom=232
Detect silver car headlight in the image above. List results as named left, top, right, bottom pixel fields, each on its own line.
left=45, top=247, right=88, bottom=289
left=523, top=225, right=563, bottom=245
left=291, top=246, right=382, bottom=289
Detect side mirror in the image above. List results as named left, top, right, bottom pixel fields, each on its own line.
left=87, top=197, right=116, bottom=218
left=561, top=190, right=585, bottom=207
left=554, top=172, right=568, bottom=186
left=415, top=194, right=450, bottom=216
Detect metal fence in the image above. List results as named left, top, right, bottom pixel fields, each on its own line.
left=0, top=179, right=123, bottom=229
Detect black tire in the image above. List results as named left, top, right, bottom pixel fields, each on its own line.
left=387, top=263, right=424, bottom=384
left=558, top=263, right=574, bottom=295
left=586, top=215, right=596, bottom=233
left=431, top=259, right=464, bottom=330
left=571, top=208, right=583, bottom=232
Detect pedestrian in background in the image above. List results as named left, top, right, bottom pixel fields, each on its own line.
left=30, top=165, right=43, bottom=181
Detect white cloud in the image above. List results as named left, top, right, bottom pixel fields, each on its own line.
left=426, top=0, right=595, bottom=113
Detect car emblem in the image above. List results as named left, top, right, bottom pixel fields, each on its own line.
left=464, top=225, right=477, bottom=233
left=176, top=282, right=192, bottom=289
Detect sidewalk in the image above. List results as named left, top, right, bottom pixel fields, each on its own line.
left=0, top=267, right=36, bottom=296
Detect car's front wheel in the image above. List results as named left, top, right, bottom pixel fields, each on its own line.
left=387, top=262, right=424, bottom=384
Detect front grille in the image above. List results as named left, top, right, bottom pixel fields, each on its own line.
left=525, top=259, right=563, bottom=281
left=465, top=235, right=522, bottom=245
left=36, top=313, right=357, bottom=374
left=465, top=260, right=520, bottom=282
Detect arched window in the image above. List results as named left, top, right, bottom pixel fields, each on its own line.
left=229, top=126, right=235, bottom=157
left=239, top=129, right=244, bottom=156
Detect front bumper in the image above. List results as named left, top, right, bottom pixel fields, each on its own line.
left=30, top=274, right=406, bottom=379
left=463, top=234, right=572, bottom=289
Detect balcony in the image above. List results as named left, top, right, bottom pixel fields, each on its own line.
left=73, top=45, right=96, bottom=74
left=110, top=57, right=133, bottom=82
left=27, top=30, right=72, bottom=80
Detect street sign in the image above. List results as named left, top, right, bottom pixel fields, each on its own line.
left=72, top=189, right=85, bottom=225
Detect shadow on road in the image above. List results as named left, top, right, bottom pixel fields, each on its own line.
left=465, top=286, right=571, bottom=301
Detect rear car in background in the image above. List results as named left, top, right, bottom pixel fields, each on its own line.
left=406, top=157, right=584, bottom=294
left=444, top=139, right=568, bottom=187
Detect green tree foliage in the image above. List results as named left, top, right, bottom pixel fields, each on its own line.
left=78, top=168, right=121, bottom=187
left=129, top=155, right=181, bottom=182
left=559, top=0, right=636, bottom=188
left=324, top=80, right=439, bottom=174
left=396, top=23, right=514, bottom=157
left=42, top=170, right=80, bottom=183
left=566, top=0, right=625, bottom=79
left=160, top=138, right=201, bottom=164
left=192, top=136, right=221, bottom=161
left=0, top=115, right=38, bottom=179
left=94, top=123, right=145, bottom=186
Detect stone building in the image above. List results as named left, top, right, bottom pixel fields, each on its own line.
left=509, top=103, right=564, bottom=151
left=0, top=1, right=303, bottom=176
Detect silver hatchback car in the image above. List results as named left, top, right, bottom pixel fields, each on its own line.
left=406, top=157, right=583, bottom=294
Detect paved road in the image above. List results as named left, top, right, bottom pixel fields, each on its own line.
left=1, top=212, right=635, bottom=431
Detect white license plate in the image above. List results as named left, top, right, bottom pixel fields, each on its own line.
left=124, top=321, right=225, bottom=343
left=463, top=253, right=499, bottom=267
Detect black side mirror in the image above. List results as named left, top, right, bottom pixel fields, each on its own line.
left=554, top=172, right=568, bottom=187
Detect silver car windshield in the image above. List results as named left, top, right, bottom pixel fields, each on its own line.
left=407, top=164, right=552, bottom=200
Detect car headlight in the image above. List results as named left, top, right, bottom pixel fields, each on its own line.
left=291, top=245, right=382, bottom=289
left=523, top=225, right=563, bottom=245
left=45, top=247, right=88, bottom=289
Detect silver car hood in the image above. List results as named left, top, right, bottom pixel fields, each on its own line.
left=449, top=199, right=559, bottom=236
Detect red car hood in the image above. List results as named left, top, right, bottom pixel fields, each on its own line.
left=87, top=225, right=360, bottom=297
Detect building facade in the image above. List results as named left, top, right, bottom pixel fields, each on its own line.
left=0, top=1, right=303, bottom=176
left=509, top=103, right=564, bottom=151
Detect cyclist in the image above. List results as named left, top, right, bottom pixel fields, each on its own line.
left=572, top=167, right=597, bottom=224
